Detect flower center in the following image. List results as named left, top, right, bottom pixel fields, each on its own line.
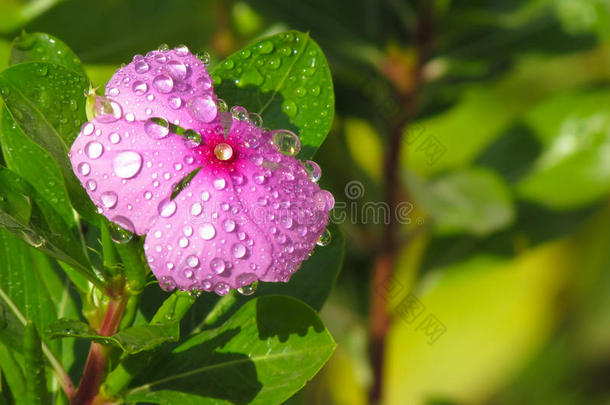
left=214, top=143, right=233, bottom=161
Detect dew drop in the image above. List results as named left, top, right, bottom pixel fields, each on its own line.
left=77, top=162, right=91, bottom=176
left=187, top=95, right=217, bottom=123
left=198, top=223, right=216, bottom=240
left=145, top=117, right=170, bottom=139
left=210, top=258, right=226, bottom=274
left=158, top=198, right=177, bottom=218
left=317, top=228, right=332, bottom=246
left=82, top=122, right=95, bottom=135
left=272, top=130, right=301, bottom=156
left=109, top=132, right=121, bottom=144
left=196, top=51, right=211, bottom=64
left=190, top=202, right=202, bottom=216
left=132, top=80, right=148, bottom=95
left=85, top=141, right=104, bottom=159
left=196, top=76, right=213, bottom=91
left=167, top=60, right=187, bottom=80
left=186, top=255, right=200, bottom=268
left=113, top=151, right=142, bottom=179
left=169, top=96, right=182, bottom=110
left=303, top=160, right=322, bottom=182
left=222, top=219, right=236, bottom=232
left=214, top=143, right=233, bottom=161
left=93, top=97, right=122, bottom=123
left=179, top=237, right=189, bottom=248
left=201, top=191, right=210, bottom=201
left=100, top=191, right=118, bottom=208
left=314, top=190, right=335, bottom=211
left=110, top=216, right=135, bottom=242
left=153, top=74, right=174, bottom=93
left=159, top=276, right=176, bottom=291
left=135, top=60, right=150, bottom=74
left=87, top=180, right=97, bottom=191
left=214, top=282, right=230, bottom=295
left=213, top=178, right=226, bottom=190
left=232, top=243, right=247, bottom=259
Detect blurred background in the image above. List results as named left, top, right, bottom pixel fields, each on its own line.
left=1, top=0, right=610, bottom=404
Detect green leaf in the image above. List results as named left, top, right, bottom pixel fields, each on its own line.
left=10, top=32, right=86, bottom=76
left=1, top=108, right=76, bottom=226
left=0, top=167, right=95, bottom=282
left=46, top=318, right=179, bottom=355
left=0, top=345, right=26, bottom=405
left=0, top=62, right=96, bottom=221
left=124, top=296, right=336, bottom=405
left=410, top=167, right=515, bottom=236
left=212, top=31, right=334, bottom=159
left=23, top=322, right=50, bottom=405
left=385, top=241, right=572, bottom=404
left=517, top=89, right=610, bottom=210
left=0, top=0, right=63, bottom=33
left=0, top=297, right=24, bottom=351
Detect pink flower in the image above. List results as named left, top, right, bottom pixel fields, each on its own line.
left=69, top=46, right=334, bottom=295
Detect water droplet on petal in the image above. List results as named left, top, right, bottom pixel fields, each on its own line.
left=236, top=274, right=258, bottom=295
left=303, top=160, right=322, bottom=182
left=135, top=60, right=150, bottom=73
left=159, top=276, right=176, bottom=291
left=87, top=180, right=97, bottom=191
left=314, top=190, right=335, bottom=211
left=214, top=282, right=230, bottom=295
left=186, top=255, right=200, bottom=268
left=231, top=243, right=246, bottom=259
left=175, top=44, right=189, bottom=55
left=111, top=215, right=135, bottom=238
left=85, top=141, right=104, bottom=159
left=190, top=202, right=202, bottom=216
left=145, top=117, right=170, bottom=139
left=222, top=219, right=236, bottom=232
left=196, top=76, right=213, bottom=91
left=167, top=60, right=187, bottom=80
left=82, top=122, right=95, bottom=135
left=198, top=223, right=216, bottom=240
left=93, top=97, right=122, bottom=123
left=272, top=130, right=301, bottom=156
left=153, top=74, right=174, bottom=93
left=100, top=191, right=118, bottom=208
left=132, top=80, right=148, bottom=95
left=230, top=106, right=248, bottom=121
left=196, top=51, right=211, bottom=64
left=109, top=132, right=121, bottom=144
left=158, top=198, right=177, bottom=217
left=213, top=178, right=226, bottom=190
left=210, top=258, right=225, bottom=274
left=169, top=96, right=182, bottom=110
left=77, top=162, right=91, bottom=176
left=187, top=95, right=217, bottom=123
left=113, top=151, right=142, bottom=179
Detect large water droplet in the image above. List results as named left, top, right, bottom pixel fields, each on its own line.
left=187, top=95, right=217, bottom=123
left=186, top=255, right=200, bottom=268
left=196, top=51, right=211, bottom=64
left=145, top=117, right=170, bottom=139
left=93, top=96, right=122, bottom=123
left=210, top=258, right=225, bottom=274
left=214, top=282, right=230, bottom=295
left=213, top=178, right=226, bottom=190
left=236, top=273, right=258, bottom=295
left=196, top=76, right=213, bottom=91
left=198, top=223, right=216, bottom=240
left=303, top=160, right=322, bottom=182
left=169, top=96, right=182, bottom=110
left=214, top=143, right=233, bottom=161
left=272, top=130, right=301, bottom=156
left=232, top=243, right=247, bottom=259
left=135, top=60, right=150, bottom=74
left=159, top=276, right=176, bottom=291
left=153, top=74, right=174, bottom=93
left=132, top=80, right=148, bottom=95
left=317, top=228, right=332, bottom=246
left=222, top=219, right=236, bottom=232
left=100, top=191, right=118, bottom=208
left=158, top=198, right=177, bottom=217
left=113, top=151, right=142, bottom=179
left=258, top=41, right=274, bottom=54
left=230, top=106, right=248, bottom=121
left=77, top=162, right=91, bottom=176
left=314, top=190, right=335, bottom=211
left=82, top=122, right=95, bottom=136
left=282, top=100, right=298, bottom=118
left=109, top=217, right=134, bottom=244
left=167, top=60, right=187, bottom=80
left=85, top=141, right=104, bottom=159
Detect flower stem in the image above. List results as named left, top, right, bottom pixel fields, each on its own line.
left=368, top=7, right=434, bottom=403
left=71, top=294, right=128, bottom=405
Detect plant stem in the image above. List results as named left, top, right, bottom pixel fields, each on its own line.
left=368, top=7, right=434, bottom=404
left=71, top=294, right=128, bottom=405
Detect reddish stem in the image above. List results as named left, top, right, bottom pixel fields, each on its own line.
left=368, top=9, right=434, bottom=404
left=71, top=295, right=127, bottom=405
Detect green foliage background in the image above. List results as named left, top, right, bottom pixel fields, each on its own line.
left=0, top=0, right=609, bottom=405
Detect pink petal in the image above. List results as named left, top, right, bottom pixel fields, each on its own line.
left=104, top=47, right=219, bottom=128
left=69, top=118, right=216, bottom=235
left=144, top=119, right=333, bottom=292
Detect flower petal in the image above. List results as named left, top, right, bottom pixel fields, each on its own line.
left=144, top=119, right=333, bottom=293
left=104, top=47, right=219, bottom=128
left=69, top=118, right=208, bottom=234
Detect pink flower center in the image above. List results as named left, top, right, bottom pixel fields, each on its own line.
left=214, top=143, right=233, bottom=161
